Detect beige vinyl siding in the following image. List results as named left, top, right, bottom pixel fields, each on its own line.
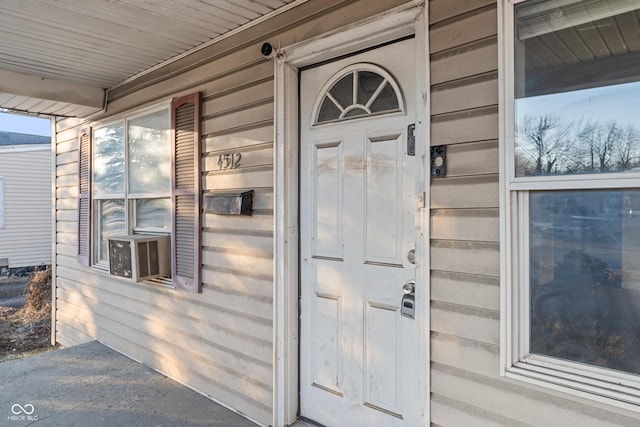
left=53, top=1, right=409, bottom=426
left=428, top=1, right=640, bottom=425
left=54, top=84, right=274, bottom=424
left=0, top=147, right=52, bottom=268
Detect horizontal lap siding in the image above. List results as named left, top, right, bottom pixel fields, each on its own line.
left=54, top=69, right=275, bottom=424
left=428, top=1, right=640, bottom=425
left=428, top=5, right=504, bottom=424
left=0, top=148, right=52, bottom=268
left=54, top=1, right=410, bottom=426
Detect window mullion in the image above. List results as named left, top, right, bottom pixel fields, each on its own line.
left=519, top=191, right=530, bottom=360
left=124, top=117, right=131, bottom=235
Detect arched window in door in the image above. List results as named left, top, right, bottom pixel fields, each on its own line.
left=313, top=63, right=405, bottom=125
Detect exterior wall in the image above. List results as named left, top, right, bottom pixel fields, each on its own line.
left=51, top=0, right=640, bottom=425
left=428, top=1, right=640, bottom=426
left=52, top=1, right=407, bottom=426
left=0, top=146, right=52, bottom=269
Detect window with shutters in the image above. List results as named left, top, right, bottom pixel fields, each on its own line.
left=77, top=93, right=202, bottom=292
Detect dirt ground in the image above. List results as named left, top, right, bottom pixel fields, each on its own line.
left=0, top=268, right=56, bottom=362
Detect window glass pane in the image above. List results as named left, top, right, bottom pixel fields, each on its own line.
left=530, top=190, right=640, bottom=375
left=135, top=198, right=171, bottom=230
left=0, top=177, right=4, bottom=228
left=329, top=73, right=354, bottom=109
left=357, top=71, right=384, bottom=106
left=514, top=1, right=640, bottom=177
left=128, top=110, right=170, bottom=194
left=98, top=199, right=125, bottom=262
left=93, top=123, right=125, bottom=195
left=369, top=82, right=399, bottom=113
left=318, top=97, right=342, bottom=123
left=344, top=108, right=368, bottom=119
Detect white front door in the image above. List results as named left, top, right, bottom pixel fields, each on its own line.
left=299, top=38, right=422, bottom=427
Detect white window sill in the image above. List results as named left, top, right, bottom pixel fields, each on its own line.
left=91, top=263, right=174, bottom=289
left=505, top=361, right=640, bottom=413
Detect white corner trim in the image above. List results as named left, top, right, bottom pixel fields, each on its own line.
left=273, top=58, right=299, bottom=427
left=498, top=0, right=509, bottom=377
left=273, top=2, right=428, bottom=426
left=50, top=118, right=58, bottom=346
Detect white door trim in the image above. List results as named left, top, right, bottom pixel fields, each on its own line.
left=273, top=2, right=430, bottom=426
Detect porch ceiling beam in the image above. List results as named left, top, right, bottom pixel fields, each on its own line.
left=0, top=68, right=105, bottom=109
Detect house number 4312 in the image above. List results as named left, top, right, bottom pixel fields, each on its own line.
left=217, top=152, right=241, bottom=170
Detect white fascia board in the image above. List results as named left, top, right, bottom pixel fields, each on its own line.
left=0, top=68, right=104, bottom=109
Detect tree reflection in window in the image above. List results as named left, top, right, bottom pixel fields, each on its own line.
left=316, top=65, right=403, bottom=124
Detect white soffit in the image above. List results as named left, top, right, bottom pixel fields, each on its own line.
left=0, top=0, right=299, bottom=117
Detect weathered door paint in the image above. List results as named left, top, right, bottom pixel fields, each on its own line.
left=299, top=38, right=421, bottom=427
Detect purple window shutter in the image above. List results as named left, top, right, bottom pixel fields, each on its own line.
left=77, top=128, right=92, bottom=266
left=171, top=93, right=202, bottom=292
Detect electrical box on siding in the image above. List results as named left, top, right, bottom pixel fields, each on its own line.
left=204, top=190, right=253, bottom=216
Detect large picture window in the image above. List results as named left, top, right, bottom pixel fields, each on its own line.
left=503, top=0, right=640, bottom=405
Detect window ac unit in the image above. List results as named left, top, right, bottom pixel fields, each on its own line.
left=108, top=235, right=170, bottom=282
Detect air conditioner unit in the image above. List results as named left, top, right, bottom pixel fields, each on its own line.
left=108, top=235, right=171, bottom=282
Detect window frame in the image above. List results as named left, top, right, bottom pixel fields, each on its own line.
left=500, top=0, right=640, bottom=410
left=0, top=176, right=4, bottom=228
left=90, top=103, right=171, bottom=269
left=311, top=63, right=406, bottom=126
left=77, top=93, right=201, bottom=292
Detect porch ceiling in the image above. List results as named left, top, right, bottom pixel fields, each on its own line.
left=0, top=0, right=299, bottom=118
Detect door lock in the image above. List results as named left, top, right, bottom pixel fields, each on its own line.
left=401, top=280, right=415, bottom=319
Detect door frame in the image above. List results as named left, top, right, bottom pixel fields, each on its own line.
left=273, top=2, right=430, bottom=425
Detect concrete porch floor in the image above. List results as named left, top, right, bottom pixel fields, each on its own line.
left=0, top=341, right=259, bottom=427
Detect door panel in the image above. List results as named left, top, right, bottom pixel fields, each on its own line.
left=300, top=38, right=420, bottom=427
left=364, top=298, right=402, bottom=415
left=312, top=140, right=344, bottom=259
left=312, top=291, right=342, bottom=394
left=365, top=133, right=404, bottom=265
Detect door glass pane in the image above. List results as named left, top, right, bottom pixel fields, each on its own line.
left=93, top=123, right=125, bottom=195
left=530, top=189, right=640, bottom=374
left=357, top=71, right=384, bottom=105
left=344, top=108, right=368, bottom=118
left=134, top=198, right=171, bottom=231
left=98, top=199, right=125, bottom=262
left=128, top=110, right=170, bottom=194
left=369, top=82, right=399, bottom=113
left=318, top=98, right=342, bottom=122
left=329, top=72, right=354, bottom=109
left=315, top=67, right=402, bottom=124
left=514, top=1, right=640, bottom=177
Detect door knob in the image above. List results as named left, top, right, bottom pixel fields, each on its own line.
left=402, top=280, right=415, bottom=295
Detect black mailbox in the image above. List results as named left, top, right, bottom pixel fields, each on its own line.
left=204, top=190, right=253, bottom=216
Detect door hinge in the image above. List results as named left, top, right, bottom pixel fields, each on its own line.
left=407, top=123, right=416, bottom=156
